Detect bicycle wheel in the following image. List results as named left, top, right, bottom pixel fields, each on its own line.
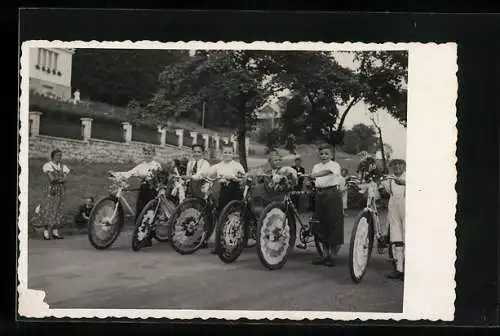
left=256, top=202, right=297, bottom=270
left=169, top=198, right=211, bottom=255
left=215, top=200, right=248, bottom=264
left=154, top=196, right=177, bottom=242
left=132, top=199, right=157, bottom=251
left=349, top=210, right=375, bottom=283
left=87, top=196, right=124, bottom=250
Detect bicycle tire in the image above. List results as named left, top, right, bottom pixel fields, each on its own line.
left=215, top=200, right=248, bottom=264
left=256, top=201, right=297, bottom=270
left=87, top=196, right=124, bottom=250
left=169, top=198, right=211, bottom=255
left=348, top=209, right=375, bottom=283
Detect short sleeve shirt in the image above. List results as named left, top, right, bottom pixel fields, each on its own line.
left=312, top=160, right=341, bottom=188
left=42, top=161, right=70, bottom=175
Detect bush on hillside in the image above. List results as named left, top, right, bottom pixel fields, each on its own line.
left=39, top=112, right=83, bottom=140
left=91, top=118, right=125, bottom=143
left=132, top=125, right=161, bottom=145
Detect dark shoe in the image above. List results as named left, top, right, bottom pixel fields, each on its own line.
left=387, top=271, right=404, bottom=280
left=43, top=230, right=51, bottom=240
left=201, top=241, right=208, bottom=249
left=324, top=258, right=336, bottom=267
left=52, top=233, right=64, bottom=240
left=296, top=243, right=307, bottom=249
left=312, top=256, right=328, bottom=265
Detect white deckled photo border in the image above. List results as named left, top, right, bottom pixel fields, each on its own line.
left=18, top=41, right=458, bottom=321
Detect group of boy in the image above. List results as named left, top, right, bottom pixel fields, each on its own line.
left=109, top=142, right=406, bottom=281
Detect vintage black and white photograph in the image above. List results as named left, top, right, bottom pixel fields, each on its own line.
left=18, top=41, right=457, bottom=320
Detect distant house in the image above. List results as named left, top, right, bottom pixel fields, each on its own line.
left=255, top=103, right=281, bottom=130
left=29, top=48, right=75, bottom=101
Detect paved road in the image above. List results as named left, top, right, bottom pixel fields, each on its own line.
left=28, top=211, right=403, bottom=312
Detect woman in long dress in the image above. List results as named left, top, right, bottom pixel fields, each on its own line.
left=37, top=149, right=70, bottom=240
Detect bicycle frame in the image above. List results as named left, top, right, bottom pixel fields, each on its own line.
left=361, top=180, right=386, bottom=241
left=108, top=181, right=137, bottom=220
left=281, top=190, right=314, bottom=245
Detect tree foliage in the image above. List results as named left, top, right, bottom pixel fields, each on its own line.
left=340, top=123, right=379, bottom=155
left=256, top=51, right=358, bottom=145
left=146, top=50, right=270, bottom=170
left=72, top=49, right=189, bottom=107
left=261, top=50, right=408, bottom=145
left=354, top=50, right=408, bottom=127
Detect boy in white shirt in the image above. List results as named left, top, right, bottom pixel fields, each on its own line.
left=185, top=144, right=211, bottom=198
left=203, top=144, right=246, bottom=210
left=310, top=143, right=344, bottom=267
left=382, top=159, right=406, bottom=280
left=110, top=146, right=162, bottom=247
left=201, top=145, right=246, bottom=252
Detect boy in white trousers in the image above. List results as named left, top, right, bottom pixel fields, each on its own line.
left=383, top=159, right=406, bottom=280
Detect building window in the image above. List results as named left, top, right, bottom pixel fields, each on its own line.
left=53, top=53, right=59, bottom=74
left=41, top=49, right=47, bottom=71
left=35, top=48, right=41, bottom=69
left=48, top=51, right=53, bottom=73
left=36, top=48, right=60, bottom=75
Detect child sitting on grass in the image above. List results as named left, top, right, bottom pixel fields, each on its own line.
left=74, top=196, right=95, bottom=228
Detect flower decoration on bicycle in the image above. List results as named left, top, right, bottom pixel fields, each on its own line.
left=131, top=171, right=182, bottom=251
left=214, top=173, right=271, bottom=264
left=168, top=175, right=224, bottom=255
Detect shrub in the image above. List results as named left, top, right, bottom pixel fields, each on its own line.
left=91, top=118, right=124, bottom=142
left=39, top=112, right=83, bottom=140
left=132, top=126, right=160, bottom=145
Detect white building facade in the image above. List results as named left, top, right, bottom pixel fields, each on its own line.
left=29, top=48, right=75, bottom=100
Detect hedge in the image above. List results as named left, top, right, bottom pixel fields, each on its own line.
left=132, top=126, right=160, bottom=145
left=165, top=129, right=178, bottom=146
left=183, top=129, right=193, bottom=147
left=91, top=119, right=124, bottom=143
left=39, top=112, right=83, bottom=140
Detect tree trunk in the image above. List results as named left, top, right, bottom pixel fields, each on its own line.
left=237, top=128, right=248, bottom=172
left=337, top=96, right=360, bottom=132
left=376, top=126, right=388, bottom=173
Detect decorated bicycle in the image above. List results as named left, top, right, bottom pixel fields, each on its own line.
left=87, top=172, right=141, bottom=250
left=348, top=174, right=397, bottom=283
left=214, top=172, right=274, bottom=264
left=168, top=174, right=232, bottom=255
left=131, top=172, right=181, bottom=251
left=255, top=171, right=328, bottom=270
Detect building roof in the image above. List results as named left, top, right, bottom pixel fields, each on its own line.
left=256, top=104, right=280, bottom=120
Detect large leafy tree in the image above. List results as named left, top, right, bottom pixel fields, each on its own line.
left=72, top=49, right=189, bottom=107
left=146, top=50, right=269, bottom=170
left=257, top=51, right=358, bottom=145
left=261, top=50, right=407, bottom=146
